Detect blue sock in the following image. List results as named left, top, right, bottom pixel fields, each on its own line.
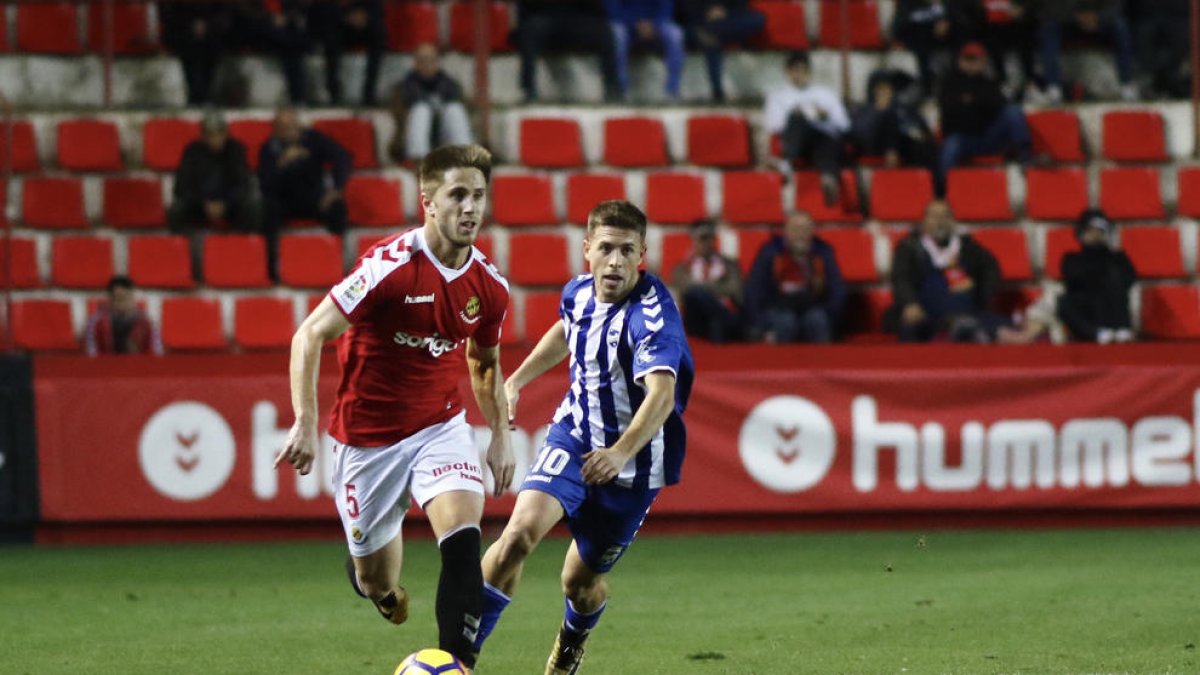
left=563, top=598, right=606, bottom=637
left=473, top=582, right=511, bottom=651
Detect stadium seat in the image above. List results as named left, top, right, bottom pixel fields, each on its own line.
left=722, top=171, right=784, bottom=226
left=279, top=235, right=345, bottom=288
left=842, top=288, right=894, bottom=340
left=16, top=3, right=82, bottom=54
left=686, top=115, right=751, bottom=167
left=490, top=175, right=557, bottom=226
left=57, top=119, right=122, bottom=171
left=228, top=119, right=273, bottom=170
left=970, top=227, right=1032, bottom=281
left=1141, top=285, right=1200, bottom=339
left=1121, top=226, right=1186, bottom=279
left=22, top=177, right=87, bottom=229
left=473, top=232, right=495, bottom=262
left=603, top=117, right=669, bottom=168
left=499, top=307, right=519, bottom=345
left=345, top=176, right=403, bottom=227
left=1, top=121, right=40, bottom=172
left=1102, top=111, right=1167, bottom=162
left=0, top=7, right=7, bottom=51
left=128, top=235, right=194, bottom=289
left=1178, top=167, right=1200, bottom=218
left=658, top=229, right=694, bottom=278
left=0, top=237, right=41, bottom=288
left=52, top=236, right=114, bottom=289
left=354, top=232, right=389, bottom=260
left=819, top=228, right=877, bottom=282
left=202, top=234, right=271, bottom=288
left=567, top=174, right=627, bottom=225
left=1100, top=167, right=1165, bottom=220
left=103, top=177, right=165, bottom=228
left=523, top=291, right=563, bottom=342
left=11, top=300, right=77, bottom=351
left=520, top=118, right=584, bottom=168
left=646, top=173, right=708, bottom=225
left=819, top=0, right=883, bottom=48
left=161, top=297, right=226, bottom=351
left=794, top=170, right=863, bottom=223
left=751, top=0, right=809, bottom=49
left=86, top=1, right=155, bottom=54
left=1042, top=226, right=1080, bottom=279
left=1027, top=110, right=1085, bottom=163
left=869, top=169, right=934, bottom=223
left=142, top=118, right=200, bottom=171
left=234, top=297, right=296, bottom=349
left=507, top=233, right=571, bottom=286
left=385, top=1, right=439, bottom=51
left=313, top=118, right=378, bottom=170
left=946, top=169, right=1013, bottom=222
left=1025, top=168, right=1089, bottom=221
left=737, top=228, right=775, bottom=273
left=449, top=1, right=512, bottom=52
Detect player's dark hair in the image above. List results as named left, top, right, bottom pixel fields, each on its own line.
left=419, top=144, right=493, bottom=195
left=107, top=275, right=134, bottom=293
left=587, top=200, right=647, bottom=239
left=786, top=51, right=810, bottom=70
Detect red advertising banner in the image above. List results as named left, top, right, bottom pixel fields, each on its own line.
left=33, top=346, right=1200, bottom=523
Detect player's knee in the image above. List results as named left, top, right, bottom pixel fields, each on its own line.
left=496, top=525, right=541, bottom=566
left=561, top=569, right=605, bottom=604
left=356, top=569, right=395, bottom=599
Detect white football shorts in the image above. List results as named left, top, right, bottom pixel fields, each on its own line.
left=332, top=411, right=483, bottom=557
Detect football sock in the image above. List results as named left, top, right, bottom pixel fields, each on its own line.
left=473, top=582, right=512, bottom=651
left=436, top=525, right=483, bottom=668
left=563, top=597, right=606, bottom=639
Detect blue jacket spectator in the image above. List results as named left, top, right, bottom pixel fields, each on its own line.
left=678, top=0, right=766, bottom=102
left=605, top=0, right=685, bottom=99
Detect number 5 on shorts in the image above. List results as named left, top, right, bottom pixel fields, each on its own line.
left=345, top=483, right=360, bottom=518
left=530, top=447, right=570, bottom=476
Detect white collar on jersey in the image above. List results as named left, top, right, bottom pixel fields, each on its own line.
left=415, top=228, right=476, bottom=283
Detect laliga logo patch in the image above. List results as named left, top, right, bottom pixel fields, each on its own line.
left=138, top=401, right=236, bottom=501
left=338, top=272, right=369, bottom=308
left=460, top=296, right=481, bottom=324
left=738, top=396, right=835, bottom=493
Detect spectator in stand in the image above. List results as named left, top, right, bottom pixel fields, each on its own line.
left=307, top=0, right=386, bottom=106
left=84, top=277, right=162, bottom=356
left=978, top=0, right=1040, bottom=97
left=388, top=43, right=474, bottom=163
left=669, top=219, right=744, bottom=342
left=259, top=107, right=350, bottom=281
left=938, top=42, right=1033, bottom=193
left=1132, top=0, right=1190, bottom=99
left=887, top=200, right=1002, bottom=343
left=606, top=0, right=686, bottom=100
left=851, top=70, right=938, bottom=171
left=745, top=211, right=847, bottom=344
left=891, top=0, right=984, bottom=97
left=678, top=0, right=766, bottom=102
left=160, top=2, right=229, bottom=105
left=764, top=51, right=850, bottom=204
left=226, top=0, right=312, bottom=105
left=513, top=0, right=621, bottom=102
left=1023, top=0, right=1137, bottom=102
left=1056, top=209, right=1136, bottom=343
left=996, top=282, right=1066, bottom=344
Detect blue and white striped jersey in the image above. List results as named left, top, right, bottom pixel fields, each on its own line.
left=550, top=272, right=694, bottom=489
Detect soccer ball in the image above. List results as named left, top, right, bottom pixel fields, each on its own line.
left=394, top=648, right=470, bottom=675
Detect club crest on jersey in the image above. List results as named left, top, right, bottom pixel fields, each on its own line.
left=635, top=335, right=656, bottom=364
left=607, top=325, right=622, bottom=348
left=350, top=527, right=364, bottom=543
left=460, top=296, right=481, bottom=324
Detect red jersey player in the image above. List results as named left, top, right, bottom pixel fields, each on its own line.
left=275, top=144, right=515, bottom=668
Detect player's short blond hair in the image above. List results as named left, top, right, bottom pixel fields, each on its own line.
left=586, top=200, right=647, bottom=240
left=419, top=144, right=493, bottom=195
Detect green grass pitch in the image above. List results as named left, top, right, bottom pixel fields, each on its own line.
left=2, top=528, right=1198, bottom=674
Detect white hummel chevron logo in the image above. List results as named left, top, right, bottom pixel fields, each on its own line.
left=644, top=318, right=664, bottom=331
left=642, top=304, right=662, bottom=318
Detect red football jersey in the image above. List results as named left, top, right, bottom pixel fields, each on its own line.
left=327, top=228, right=510, bottom=447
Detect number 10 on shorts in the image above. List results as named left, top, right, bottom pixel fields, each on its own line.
left=530, top=447, right=570, bottom=477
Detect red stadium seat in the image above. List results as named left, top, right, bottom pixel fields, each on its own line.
left=1025, top=168, right=1089, bottom=221
left=1141, top=285, right=1200, bottom=339
left=499, top=306, right=519, bottom=345
left=0, top=237, right=41, bottom=288
left=1042, top=226, right=1080, bottom=279
left=17, top=3, right=82, bottom=54
left=604, top=117, right=669, bottom=168
left=203, top=234, right=271, bottom=288
left=508, top=232, right=571, bottom=286
left=523, top=290, right=563, bottom=342
left=386, top=1, right=439, bottom=51
left=722, top=171, right=784, bottom=225
left=52, top=236, right=113, bottom=289
left=737, top=227, right=774, bottom=273
left=819, top=0, right=883, bottom=48
left=103, top=177, right=165, bottom=228
left=473, top=232, right=495, bottom=262
left=86, top=1, right=155, bottom=54
left=1, top=121, right=40, bottom=172
left=1100, top=167, right=1164, bottom=220
left=279, top=235, right=344, bottom=288
left=1178, top=167, right=1200, bottom=218
left=842, top=288, right=894, bottom=340
left=946, top=169, right=1012, bottom=222
left=1027, top=110, right=1084, bottom=163
left=970, top=227, right=1032, bottom=281
left=22, top=177, right=87, bottom=229
left=1121, top=226, right=1186, bottom=279
left=227, top=119, right=272, bottom=170
left=0, top=7, right=7, bottom=51
left=869, top=169, right=934, bottom=223
left=57, top=119, right=122, bottom=171
left=128, top=235, right=194, bottom=289
left=345, top=176, right=403, bottom=227
left=491, top=175, right=557, bottom=226
left=1102, top=111, right=1167, bottom=162
left=142, top=118, right=200, bottom=171
left=646, top=173, right=708, bottom=225
left=658, top=229, right=695, bottom=279
left=567, top=174, right=626, bottom=225
left=687, top=115, right=751, bottom=167
left=312, top=118, right=378, bottom=169
left=449, top=1, right=512, bottom=52
left=234, top=297, right=296, bottom=349
left=11, top=300, right=77, bottom=351
left=520, top=118, right=584, bottom=168
left=354, top=232, right=390, bottom=260
left=751, top=0, right=809, bottom=49
left=794, top=170, right=862, bottom=224
left=161, top=297, right=226, bottom=351
left=819, top=228, right=877, bottom=282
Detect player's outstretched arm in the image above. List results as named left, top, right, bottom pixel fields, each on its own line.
left=275, top=296, right=351, bottom=475
left=467, top=339, right=516, bottom=496
left=581, top=371, right=677, bottom=485
left=503, top=320, right=570, bottom=427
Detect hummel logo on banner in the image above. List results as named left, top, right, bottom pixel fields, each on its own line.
left=405, top=294, right=435, bottom=304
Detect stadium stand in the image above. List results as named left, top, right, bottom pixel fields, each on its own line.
left=819, top=0, right=884, bottom=49
left=345, top=176, right=404, bottom=227
left=228, top=119, right=274, bottom=170
left=507, top=232, right=571, bottom=286
left=491, top=174, right=557, bottom=226
left=386, top=1, right=440, bottom=52
left=11, top=300, right=77, bottom=350
left=449, top=1, right=512, bottom=53
left=142, top=118, right=201, bottom=171
left=85, top=1, right=155, bottom=55
left=1042, top=227, right=1081, bottom=279
left=794, top=170, right=863, bottom=224
left=16, top=3, right=82, bottom=54
left=0, top=237, right=40, bottom=288
left=520, top=118, right=584, bottom=168
left=522, top=290, right=564, bottom=342
left=22, top=177, right=87, bottom=229
left=819, top=228, right=878, bottom=283
left=1025, top=168, right=1089, bottom=222
left=751, top=0, right=809, bottom=49
left=161, top=297, right=226, bottom=351
left=646, top=172, right=709, bottom=225
left=1102, top=110, right=1167, bottom=163
left=57, top=119, right=122, bottom=171
left=1100, top=167, right=1165, bottom=221
left=234, top=296, right=296, bottom=349
left=2, top=121, right=40, bottom=172
left=1141, top=285, right=1200, bottom=339
left=1027, top=110, right=1085, bottom=164
left=567, top=173, right=627, bottom=225
left=202, top=235, right=271, bottom=289
left=687, top=115, right=751, bottom=167
left=722, top=171, right=785, bottom=225
left=971, top=227, right=1033, bottom=281
left=103, top=177, right=166, bottom=229
left=52, top=236, right=114, bottom=289
left=604, top=117, right=670, bottom=168
left=1122, top=226, right=1187, bottom=279
left=946, top=169, right=1013, bottom=222
left=127, top=235, right=195, bottom=289
left=869, top=169, right=934, bottom=222
left=312, top=118, right=378, bottom=169
left=278, top=235, right=345, bottom=288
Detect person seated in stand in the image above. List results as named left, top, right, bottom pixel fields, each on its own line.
left=851, top=70, right=938, bottom=171
left=764, top=51, right=850, bottom=204
left=891, top=0, right=985, bottom=97
left=388, top=43, right=473, bottom=164
left=678, top=0, right=766, bottom=102
left=84, top=276, right=162, bottom=356
left=669, top=218, right=744, bottom=343
left=606, top=0, right=686, bottom=100
left=1056, top=209, right=1136, bottom=343
left=306, top=0, right=386, bottom=106
left=1024, top=0, right=1137, bottom=102
left=512, top=0, right=620, bottom=102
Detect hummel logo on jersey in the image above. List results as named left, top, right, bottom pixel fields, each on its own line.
left=404, top=293, right=435, bottom=304
left=393, top=330, right=461, bottom=357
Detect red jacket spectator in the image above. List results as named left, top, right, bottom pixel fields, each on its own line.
left=84, top=277, right=163, bottom=356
